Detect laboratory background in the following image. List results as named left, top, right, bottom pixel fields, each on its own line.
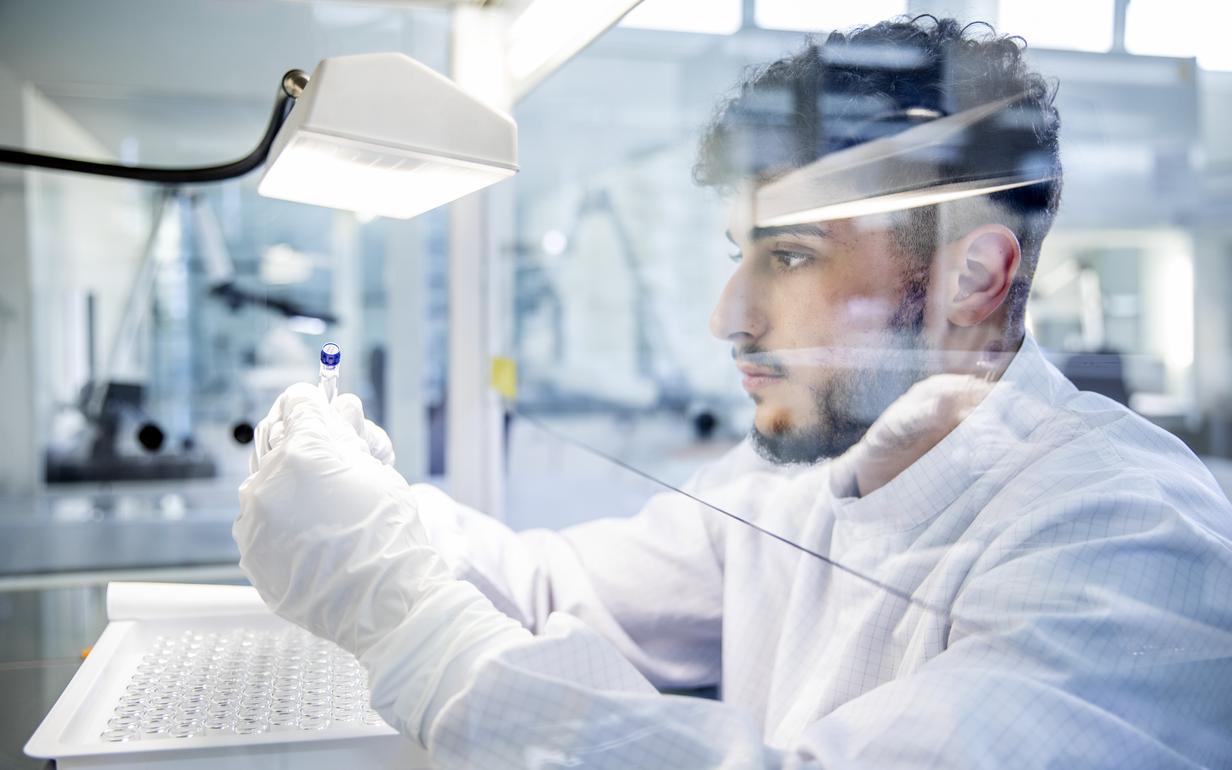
left=2, top=0, right=1232, bottom=767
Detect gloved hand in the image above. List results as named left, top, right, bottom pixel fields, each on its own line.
left=829, top=373, right=993, bottom=498
left=235, top=383, right=530, bottom=743
left=250, top=388, right=395, bottom=474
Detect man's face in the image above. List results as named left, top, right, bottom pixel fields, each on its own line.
left=711, top=201, right=938, bottom=464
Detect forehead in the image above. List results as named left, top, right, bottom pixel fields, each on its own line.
left=725, top=198, right=882, bottom=246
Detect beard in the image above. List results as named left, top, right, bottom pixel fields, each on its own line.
left=750, top=271, right=931, bottom=466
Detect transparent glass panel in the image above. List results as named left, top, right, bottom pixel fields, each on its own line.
left=3, top=2, right=1231, bottom=768
left=497, top=5, right=1232, bottom=767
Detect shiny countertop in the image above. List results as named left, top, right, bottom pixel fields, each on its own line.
left=0, top=586, right=108, bottom=770
left=0, top=480, right=243, bottom=578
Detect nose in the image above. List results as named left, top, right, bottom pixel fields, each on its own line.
left=709, top=262, right=768, bottom=343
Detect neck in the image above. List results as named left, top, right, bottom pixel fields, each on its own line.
left=935, top=322, right=1024, bottom=382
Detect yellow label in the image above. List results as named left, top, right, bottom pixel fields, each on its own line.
left=490, top=357, right=518, bottom=400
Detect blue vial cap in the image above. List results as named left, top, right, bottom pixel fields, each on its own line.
left=320, top=343, right=341, bottom=368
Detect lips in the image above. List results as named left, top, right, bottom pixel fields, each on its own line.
left=736, top=361, right=785, bottom=392
left=736, top=362, right=780, bottom=377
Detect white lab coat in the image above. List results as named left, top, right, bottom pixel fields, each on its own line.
left=411, top=335, right=1232, bottom=769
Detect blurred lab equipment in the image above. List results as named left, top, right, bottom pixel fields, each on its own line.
left=2, top=51, right=519, bottom=485
left=45, top=190, right=217, bottom=483
left=43, top=191, right=337, bottom=483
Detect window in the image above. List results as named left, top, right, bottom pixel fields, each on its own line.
left=998, top=0, right=1114, bottom=53
left=620, top=0, right=743, bottom=35
left=754, top=0, right=908, bottom=32
left=1126, top=0, right=1232, bottom=71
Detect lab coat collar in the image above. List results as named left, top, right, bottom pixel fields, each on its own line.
left=829, top=333, right=1071, bottom=537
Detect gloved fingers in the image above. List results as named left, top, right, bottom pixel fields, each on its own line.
left=278, top=382, right=333, bottom=440
left=835, top=372, right=996, bottom=497
left=331, top=393, right=393, bottom=462
left=332, top=393, right=366, bottom=437
left=250, top=396, right=286, bottom=474
left=280, top=382, right=374, bottom=459
left=249, top=382, right=376, bottom=482
left=251, top=382, right=327, bottom=472
left=905, top=373, right=993, bottom=427
left=277, top=381, right=329, bottom=420
left=363, top=419, right=396, bottom=466
left=269, top=421, right=287, bottom=451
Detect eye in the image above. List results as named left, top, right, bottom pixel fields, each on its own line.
left=727, top=248, right=743, bottom=264
left=772, top=249, right=813, bottom=269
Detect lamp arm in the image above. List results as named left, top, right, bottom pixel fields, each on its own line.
left=0, top=69, right=307, bottom=185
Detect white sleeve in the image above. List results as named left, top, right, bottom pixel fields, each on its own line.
left=413, top=440, right=784, bottom=690
left=428, top=613, right=810, bottom=770
left=424, top=614, right=1200, bottom=770
left=412, top=482, right=726, bottom=689
left=422, top=493, right=1232, bottom=770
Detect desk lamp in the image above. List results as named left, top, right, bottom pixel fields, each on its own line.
left=0, top=53, right=518, bottom=218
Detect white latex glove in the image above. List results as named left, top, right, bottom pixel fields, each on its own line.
left=250, top=389, right=394, bottom=474
left=235, top=383, right=529, bottom=743
left=829, top=373, right=994, bottom=498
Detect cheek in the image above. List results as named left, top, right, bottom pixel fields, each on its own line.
left=776, top=290, right=902, bottom=374
left=834, top=295, right=901, bottom=335
left=777, top=273, right=900, bottom=346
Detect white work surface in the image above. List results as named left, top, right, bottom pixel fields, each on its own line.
left=25, top=582, right=432, bottom=769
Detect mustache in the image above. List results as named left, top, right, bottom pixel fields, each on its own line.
left=733, top=344, right=1014, bottom=374
left=731, top=345, right=787, bottom=376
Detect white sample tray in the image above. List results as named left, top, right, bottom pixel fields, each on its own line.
left=25, top=582, right=432, bottom=769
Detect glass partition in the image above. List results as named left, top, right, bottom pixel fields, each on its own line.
left=507, top=2, right=1232, bottom=528
left=1, top=1, right=1230, bottom=767
left=493, top=5, right=1232, bottom=766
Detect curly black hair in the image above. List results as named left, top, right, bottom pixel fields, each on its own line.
left=695, top=15, right=1063, bottom=334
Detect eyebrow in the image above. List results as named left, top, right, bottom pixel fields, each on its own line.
left=725, top=224, right=830, bottom=244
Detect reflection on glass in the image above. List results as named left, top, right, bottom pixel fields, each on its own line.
left=481, top=11, right=1232, bottom=769
left=7, top=3, right=1232, bottom=769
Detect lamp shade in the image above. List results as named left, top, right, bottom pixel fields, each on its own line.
left=258, top=53, right=518, bottom=219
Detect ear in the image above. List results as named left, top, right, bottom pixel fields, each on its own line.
left=947, top=225, right=1021, bottom=327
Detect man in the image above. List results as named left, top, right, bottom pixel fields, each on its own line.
left=235, top=16, right=1232, bottom=768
